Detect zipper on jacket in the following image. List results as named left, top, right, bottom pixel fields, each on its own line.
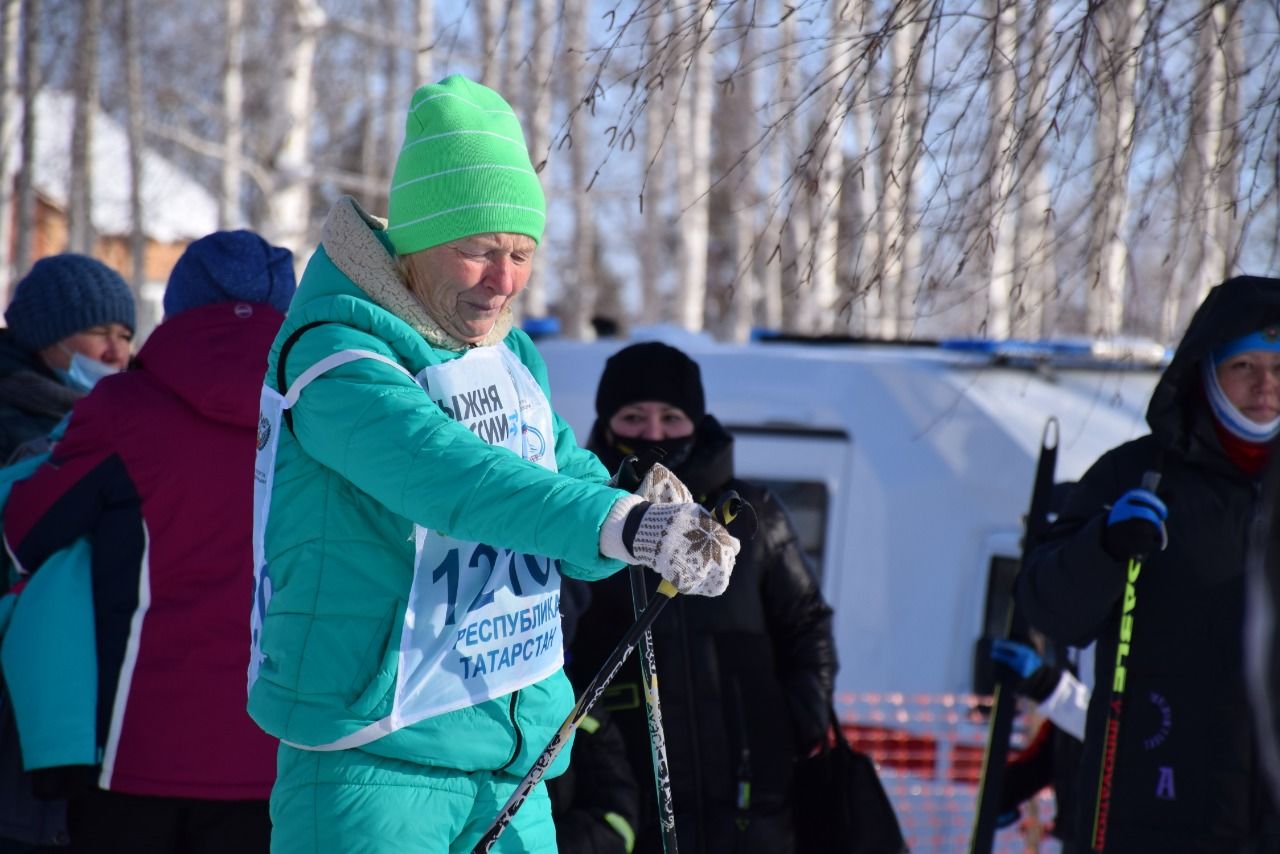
left=497, top=690, right=523, bottom=772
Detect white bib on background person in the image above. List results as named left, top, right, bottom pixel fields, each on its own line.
left=249, top=348, right=415, bottom=694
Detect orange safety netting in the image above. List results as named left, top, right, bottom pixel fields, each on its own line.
left=837, top=692, right=1063, bottom=854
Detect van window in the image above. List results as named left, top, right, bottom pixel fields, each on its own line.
left=725, top=428, right=849, bottom=592
left=751, top=479, right=829, bottom=583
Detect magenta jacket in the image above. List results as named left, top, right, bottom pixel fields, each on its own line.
left=3, top=301, right=281, bottom=800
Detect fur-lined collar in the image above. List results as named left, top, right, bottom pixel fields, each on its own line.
left=319, top=197, right=514, bottom=351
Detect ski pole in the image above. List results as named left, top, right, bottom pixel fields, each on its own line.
left=969, top=417, right=1059, bottom=854
left=471, top=491, right=744, bottom=854
left=1090, top=469, right=1161, bottom=852
left=613, top=456, right=680, bottom=854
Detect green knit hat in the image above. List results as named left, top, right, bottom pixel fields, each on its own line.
left=387, top=75, right=546, bottom=255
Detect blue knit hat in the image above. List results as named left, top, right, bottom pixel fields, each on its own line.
left=163, top=230, right=296, bottom=318
left=4, top=253, right=136, bottom=351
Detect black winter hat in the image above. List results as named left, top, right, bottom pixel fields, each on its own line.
left=595, top=341, right=706, bottom=424
left=4, top=253, right=135, bottom=351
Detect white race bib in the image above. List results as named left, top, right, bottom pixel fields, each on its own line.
left=248, top=348, right=418, bottom=696
left=248, top=386, right=286, bottom=691
left=393, top=345, right=563, bottom=726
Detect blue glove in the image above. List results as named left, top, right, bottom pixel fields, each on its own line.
left=996, top=810, right=1019, bottom=829
left=1103, top=487, right=1167, bottom=561
left=991, top=638, right=1042, bottom=680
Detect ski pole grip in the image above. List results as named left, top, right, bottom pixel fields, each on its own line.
left=613, top=455, right=643, bottom=492
left=1141, top=471, right=1161, bottom=493
left=712, top=491, right=742, bottom=527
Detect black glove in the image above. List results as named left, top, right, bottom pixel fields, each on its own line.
left=1103, top=487, right=1167, bottom=561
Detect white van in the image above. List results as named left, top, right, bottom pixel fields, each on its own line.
left=536, top=329, right=1165, bottom=852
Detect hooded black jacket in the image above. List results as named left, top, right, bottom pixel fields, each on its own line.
left=1017, top=275, right=1280, bottom=852
left=569, top=414, right=837, bottom=854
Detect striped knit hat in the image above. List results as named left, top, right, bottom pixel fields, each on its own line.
left=386, top=75, right=546, bottom=256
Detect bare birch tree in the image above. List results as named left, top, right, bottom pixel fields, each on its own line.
left=876, top=1, right=925, bottom=338
left=478, top=0, right=503, bottom=90
left=985, top=0, right=1019, bottom=339
left=1085, top=0, right=1143, bottom=338
left=220, top=0, right=245, bottom=229
left=778, top=5, right=809, bottom=333
left=0, top=0, right=20, bottom=298
left=844, top=0, right=883, bottom=337
left=722, top=0, right=760, bottom=343
left=15, top=0, right=1275, bottom=347
left=673, top=1, right=713, bottom=332
left=12, top=0, right=35, bottom=276
left=807, top=1, right=852, bottom=335
left=522, top=0, right=554, bottom=319
left=68, top=0, right=100, bottom=255
left=638, top=1, right=669, bottom=326
left=266, top=0, right=323, bottom=254
left=122, top=0, right=145, bottom=293
left=560, top=0, right=597, bottom=339
left=1161, top=2, right=1242, bottom=338
left=500, top=0, right=523, bottom=107
left=414, top=0, right=434, bottom=88
left=1013, top=0, right=1054, bottom=337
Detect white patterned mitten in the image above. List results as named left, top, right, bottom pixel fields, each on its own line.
left=636, top=462, right=695, bottom=505
left=599, top=497, right=739, bottom=597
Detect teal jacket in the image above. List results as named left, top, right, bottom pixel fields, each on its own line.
left=247, top=198, right=627, bottom=777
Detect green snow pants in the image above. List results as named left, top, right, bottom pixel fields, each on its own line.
left=270, top=743, right=557, bottom=853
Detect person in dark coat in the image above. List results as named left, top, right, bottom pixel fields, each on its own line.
left=549, top=579, right=641, bottom=854
left=2, top=231, right=294, bottom=853
left=1017, top=275, right=1280, bottom=852
left=0, top=253, right=136, bottom=463
left=567, top=341, right=838, bottom=854
left=0, top=253, right=135, bottom=852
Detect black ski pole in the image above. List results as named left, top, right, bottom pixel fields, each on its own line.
left=613, top=455, right=680, bottom=854
left=968, top=417, right=1060, bottom=854
left=1090, top=469, right=1161, bottom=852
left=471, top=491, right=744, bottom=854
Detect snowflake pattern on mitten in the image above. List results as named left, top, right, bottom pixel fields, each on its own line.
left=637, top=462, right=694, bottom=504
left=629, top=502, right=739, bottom=596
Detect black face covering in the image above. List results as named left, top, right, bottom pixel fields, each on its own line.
left=609, top=434, right=697, bottom=474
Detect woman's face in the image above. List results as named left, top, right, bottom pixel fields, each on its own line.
left=1216, top=349, right=1280, bottom=424
left=40, top=323, right=134, bottom=371
left=402, top=233, right=535, bottom=344
left=608, top=401, right=696, bottom=441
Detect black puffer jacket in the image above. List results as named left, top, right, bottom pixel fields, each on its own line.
left=1017, top=275, right=1280, bottom=852
left=570, top=414, right=837, bottom=854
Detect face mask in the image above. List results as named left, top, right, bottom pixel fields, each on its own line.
left=610, top=434, right=697, bottom=473
left=56, top=351, right=121, bottom=392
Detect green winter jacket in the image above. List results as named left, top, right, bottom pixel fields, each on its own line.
left=247, top=197, right=627, bottom=778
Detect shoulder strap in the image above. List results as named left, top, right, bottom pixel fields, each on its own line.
left=276, top=321, right=333, bottom=435
left=274, top=321, right=417, bottom=435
